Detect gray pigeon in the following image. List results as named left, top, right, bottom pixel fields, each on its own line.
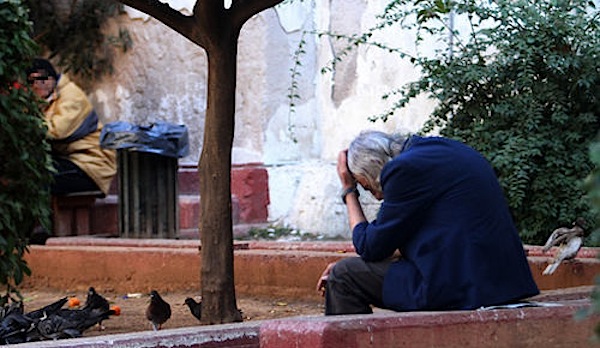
left=542, top=218, right=585, bottom=275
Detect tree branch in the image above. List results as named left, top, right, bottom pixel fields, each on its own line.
left=118, top=0, right=286, bottom=49
left=230, top=0, right=285, bottom=30
left=118, top=0, right=203, bottom=47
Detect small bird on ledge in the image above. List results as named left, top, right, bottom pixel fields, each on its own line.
left=542, top=217, right=586, bottom=275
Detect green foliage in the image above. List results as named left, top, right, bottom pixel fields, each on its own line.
left=585, top=141, right=600, bottom=233
left=582, top=139, right=600, bottom=337
left=286, top=31, right=308, bottom=143
left=310, top=0, right=600, bottom=245
left=238, top=224, right=344, bottom=241
left=0, top=0, right=53, bottom=305
left=25, top=0, right=131, bottom=86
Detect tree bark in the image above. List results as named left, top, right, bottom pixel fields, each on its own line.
left=198, top=31, right=242, bottom=324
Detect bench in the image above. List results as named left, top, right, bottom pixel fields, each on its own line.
left=51, top=190, right=105, bottom=236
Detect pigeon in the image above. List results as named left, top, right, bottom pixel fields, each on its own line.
left=25, top=297, right=68, bottom=321
left=0, top=297, right=69, bottom=344
left=146, top=290, right=171, bottom=331
left=0, top=303, right=33, bottom=344
left=35, top=307, right=116, bottom=340
left=0, top=301, right=24, bottom=322
left=83, top=287, right=110, bottom=311
left=81, top=287, right=110, bottom=330
left=183, top=297, right=243, bottom=322
left=184, top=297, right=202, bottom=321
left=542, top=218, right=585, bottom=275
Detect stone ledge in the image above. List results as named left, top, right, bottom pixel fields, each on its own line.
left=260, top=298, right=597, bottom=348
left=14, top=321, right=262, bottom=348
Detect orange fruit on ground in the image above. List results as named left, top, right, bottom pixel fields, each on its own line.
left=68, top=297, right=80, bottom=308
left=110, top=305, right=121, bottom=316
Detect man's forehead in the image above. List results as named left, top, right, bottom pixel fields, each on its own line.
left=29, top=69, right=48, bottom=75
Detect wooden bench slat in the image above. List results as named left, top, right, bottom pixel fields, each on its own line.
left=52, top=191, right=105, bottom=236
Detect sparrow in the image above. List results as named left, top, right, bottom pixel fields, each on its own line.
left=146, top=290, right=171, bottom=331
left=184, top=297, right=202, bottom=321
left=542, top=218, right=585, bottom=275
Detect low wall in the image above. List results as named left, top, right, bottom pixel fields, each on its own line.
left=22, top=239, right=600, bottom=298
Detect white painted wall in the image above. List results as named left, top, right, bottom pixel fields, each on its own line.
left=90, top=0, right=435, bottom=238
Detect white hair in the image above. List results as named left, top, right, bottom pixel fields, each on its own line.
left=347, top=130, right=407, bottom=193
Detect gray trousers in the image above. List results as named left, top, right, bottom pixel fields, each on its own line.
left=325, top=257, right=391, bottom=315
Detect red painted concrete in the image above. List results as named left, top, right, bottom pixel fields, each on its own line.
left=22, top=243, right=344, bottom=298
left=23, top=240, right=600, bottom=299
left=231, top=165, right=269, bottom=223
left=260, top=299, right=597, bottom=348
left=179, top=163, right=269, bottom=223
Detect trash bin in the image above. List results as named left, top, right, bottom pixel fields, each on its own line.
left=100, top=121, right=189, bottom=238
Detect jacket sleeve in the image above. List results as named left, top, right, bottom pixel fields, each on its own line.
left=353, top=155, right=437, bottom=262
left=44, top=82, right=92, bottom=140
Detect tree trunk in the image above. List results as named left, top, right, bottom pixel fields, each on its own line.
left=198, top=35, right=242, bottom=324
left=116, top=0, right=284, bottom=324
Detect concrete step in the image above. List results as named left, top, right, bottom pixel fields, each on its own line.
left=25, top=240, right=600, bottom=299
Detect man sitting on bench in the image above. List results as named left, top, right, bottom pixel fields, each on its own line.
left=27, top=58, right=116, bottom=243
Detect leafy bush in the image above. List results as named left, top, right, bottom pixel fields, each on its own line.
left=25, top=0, right=131, bottom=87
left=583, top=138, right=600, bottom=337
left=314, top=0, right=600, bottom=244
left=0, top=0, right=53, bottom=304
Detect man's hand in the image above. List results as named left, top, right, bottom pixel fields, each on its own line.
left=316, top=262, right=337, bottom=297
left=337, top=150, right=355, bottom=189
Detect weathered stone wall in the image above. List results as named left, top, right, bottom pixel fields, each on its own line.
left=87, top=1, right=435, bottom=238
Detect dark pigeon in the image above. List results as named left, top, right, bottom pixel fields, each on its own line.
left=146, top=290, right=171, bottom=331
left=82, top=287, right=110, bottom=330
left=0, top=307, right=33, bottom=344
left=184, top=297, right=202, bottom=321
left=25, top=296, right=68, bottom=321
left=35, top=307, right=115, bottom=340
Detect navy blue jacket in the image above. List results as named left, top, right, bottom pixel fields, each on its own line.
left=353, top=136, right=539, bottom=311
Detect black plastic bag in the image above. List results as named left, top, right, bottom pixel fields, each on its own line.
left=100, top=121, right=189, bottom=158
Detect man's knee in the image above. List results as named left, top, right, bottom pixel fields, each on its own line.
left=329, top=257, right=365, bottom=282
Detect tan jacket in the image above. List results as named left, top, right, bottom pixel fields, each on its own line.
left=44, top=74, right=116, bottom=194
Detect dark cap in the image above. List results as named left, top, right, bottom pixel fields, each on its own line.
left=26, top=58, right=58, bottom=79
